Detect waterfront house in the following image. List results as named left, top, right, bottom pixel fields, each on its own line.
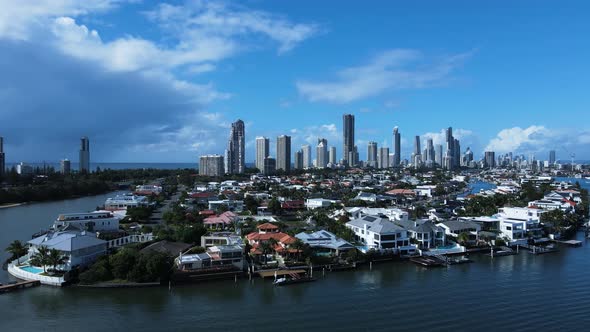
left=201, top=232, right=244, bottom=248
left=176, top=245, right=244, bottom=271
left=52, top=211, right=120, bottom=233
left=395, top=219, right=446, bottom=250
left=439, top=220, right=481, bottom=244
left=295, top=230, right=355, bottom=255
left=344, top=207, right=409, bottom=222
left=104, top=194, right=150, bottom=211
left=28, top=229, right=107, bottom=270
left=246, top=223, right=297, bottom=259
left=498, top=219, right=526, bottom=244
left=495, top=207, right=545, bottom=238
left=345, top=215, right=416, bottom=255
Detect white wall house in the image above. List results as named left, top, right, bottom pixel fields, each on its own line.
left=499, top=220, right=526, bottom=244
left=53, top=211, right=119, bottom=232
left=346, top=216, right=416, bottom=255
left=208, top=200, right=244, bottom=212
left=104, top=194, right=150, bottom=211
left=495, top=207, right=545, bottom=237
left=28, top=230, right=107, bottom=270
left=439, top=220, right=481, bottom=244
left=305, top=198, right=341, bottom=210
left=345, top=207, right=409, bottom=222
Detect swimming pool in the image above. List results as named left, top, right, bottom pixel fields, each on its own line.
left=20, top=265, right=43, bottom=274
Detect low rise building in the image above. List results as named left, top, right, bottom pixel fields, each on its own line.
left=295, top=230, right=355, bottom=255
left=345, top=215, right=416, bottom=255
left=208, top=199, right=244, bottom=213
left=52, top=211, right=119, bottom=232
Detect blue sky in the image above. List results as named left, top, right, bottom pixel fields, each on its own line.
left=0, top=0, right=589, bottom=163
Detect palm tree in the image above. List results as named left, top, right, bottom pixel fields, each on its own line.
left=47, top=249, right=67, bottom=274
left=31, top=246, right=50, bottom=273
left=260, top=242, right=273, bottom=265
left=290, top=239, right=305, bottom=261
left=6, top=240, right=28, bottom=264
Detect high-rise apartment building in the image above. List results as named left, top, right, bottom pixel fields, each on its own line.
left=302, top=145, right=312, bottom=169
left=367, top=141, right=378, bottom=167
left=79, top=136, right=90, bottom=173
left=255, top=136, right=269, bottom=172
left=0, top=136, right=5, bottom=178
left=549, top=150, right=556, bottom=165
left=485, top=151, right=496, bottom=169
left=60, top=159, right=71, bottom=175
left=294, top=150, right=304, bottom=170
left=225, top=120, right=245, bottom=174
left=200, top=154, right=224, bottom=177
left=316, top=138, right=328, bottom=168
left=379, top=147, right=390, bottom=169
left=329, top=146, right=337, bottom=165
left=343, top=114, right=355, bottom=165
left=393, top=127, right=401, bottom=167
left=276, top=135, right=291, bottom=172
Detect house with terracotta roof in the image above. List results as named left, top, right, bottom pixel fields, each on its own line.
left=246, top=223, right=298, bottom=259
left=203, top=211, right=239, bottom=229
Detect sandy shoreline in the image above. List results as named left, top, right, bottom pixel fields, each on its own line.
left=0, top=203, right=26, bottom=209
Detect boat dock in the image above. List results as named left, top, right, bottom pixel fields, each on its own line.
left=410, top=256, right=446, bottom=267
left=486, top=246, right=517, bottom=257
left=519, top=244, right=558, bottom=255
left=258, top=269, right=306, bottom=279
left=554, top=240, right=582, bottom=247
left=0, top=280, right=40, bottom=294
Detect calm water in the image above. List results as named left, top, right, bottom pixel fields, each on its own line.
left=1, top=180, right=590, bottom=331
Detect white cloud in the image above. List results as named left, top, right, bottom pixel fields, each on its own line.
left=484, top=126, right=548, bottom=154
left=483, top=126, right=590, bottom=159
left=0, top=0, right=122, bottom=40
left=145, top=1, right=320, bottom=54
left=296, top=49, right=471, bottom=103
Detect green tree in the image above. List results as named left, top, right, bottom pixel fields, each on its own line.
left=109, top=248, right=139, bottom=280
left=260, top=241, right=273, bottom=264
left=47, top=248, right=67, bottom=273
left=6, top=240, right=28, bottom=264
left=290, top=239, right=305, bottom=261
left=268, top=198, right=282, bottom=215
left=30, top=246, right=50, bottom=273
left=457, top=232, right=470, bottom=246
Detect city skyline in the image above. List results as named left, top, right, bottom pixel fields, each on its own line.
left=0, top=1, right=589, bottom=163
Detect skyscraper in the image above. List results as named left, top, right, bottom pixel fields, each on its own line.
left=343, top=114, right=355, bottom=165
left=302, top=145, right=312, bottom=169
left=435, top=144, right=443, bottom=166
left=199, top=154, right=224, bottom=177
left=426, top=138, right=435, bottom=162
left=263, top=157, right=276, bottom=175
left=79, top=136, right=90, bottom=173
left=485, top=151, right=496, bottom=169
left=393, top=127, right=401, bottom=167
left=462, top=147, right=474, bottom=166
left=367, top=141, right=378, bottom=167
left=294, top=150, right=304, bottom=170
left=549, top=150, right=556, bottom=165
left=60, top=159, right=71, bottom=175
left=379, top=147, right=390, bottom=169
left=255, top=136, right=269, bottom=172
left=329, top=146, right=337, bottom=165
left=454, top=138, right=461, bottom=168
left=413, top=135, right=421, bottom=156
left=0, top=136, right=5, bottom=178
left=225, top=120, right=245, bottom=174
left=276, top=135, right=291, bottom=172
left=316, top=138, right=328, bottom=168
left=445, top=127, right=454, bottom=169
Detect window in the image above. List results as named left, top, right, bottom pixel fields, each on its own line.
left=374, top=234, right=380, bottom=240
left=506, top=226, right=512, bottom=231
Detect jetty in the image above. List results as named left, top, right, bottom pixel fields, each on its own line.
left=258, top=269, right=306, bottom=279
left=0, top=280, right=40, bottom=294
left=554, top=240, right=582, bottom=247
left=410, top=256, right=446, bottom=267
left=519, top=243, right=558, bottom=255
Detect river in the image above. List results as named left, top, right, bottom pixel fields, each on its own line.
left=1, top=180, right=590, bottom=331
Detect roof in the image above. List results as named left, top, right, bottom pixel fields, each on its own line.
left=257, top=222, right=279, bottom=230
left=246, top=231, right=295, bottom=244
left=140, top=240, right=192, bottom=255
left=295, top=230, right=354, bottom=250
left=29, top=230, right=106, bottom=252
left=346, top=215, right=404, bottom=234
left=386, top=189, right=416, bottom=195
left=440, top=220, right=480, bottom=232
